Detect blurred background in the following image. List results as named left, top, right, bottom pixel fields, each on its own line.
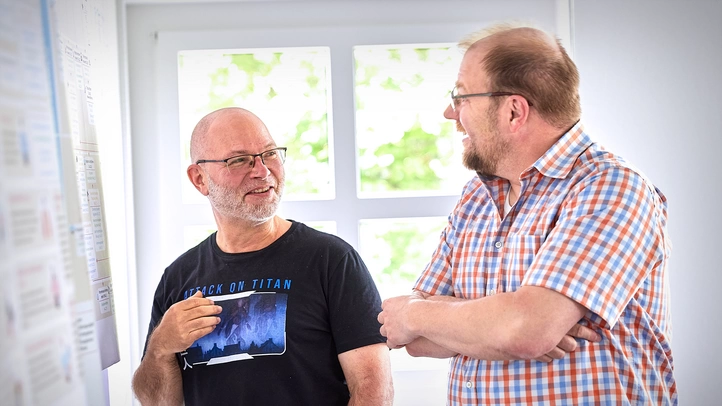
left=2, top=0, right=720, bottom=404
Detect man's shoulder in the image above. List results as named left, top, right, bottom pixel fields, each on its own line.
left=288, top=221, right=355, bottom=252
left=572, top=145, right=668, bottom=213
left=575, top=144, right=655, bottom=185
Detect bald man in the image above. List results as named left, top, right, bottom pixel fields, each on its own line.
left=133, top=108, right=392, bottom=405
left=378, top=24, right=676, bottom=405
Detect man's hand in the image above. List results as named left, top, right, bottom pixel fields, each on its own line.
left=149, top=290, right=222, bottom=356
left=534, top=323, right=601, bottom=363
left=377, top=294, right=424, bottom=348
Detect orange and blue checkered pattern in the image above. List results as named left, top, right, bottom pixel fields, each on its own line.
left=414, top=122, right=675, bottom=405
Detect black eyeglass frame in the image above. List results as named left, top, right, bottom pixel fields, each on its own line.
left=195, top=147, right=288, bottom=171
left=450, top=87, right=533, bottom=111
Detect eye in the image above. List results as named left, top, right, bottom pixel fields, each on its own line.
left=227, top=155, right=251, bottom=167
left=263, top=150, right=278, bottom=159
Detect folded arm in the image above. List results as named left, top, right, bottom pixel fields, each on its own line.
left=380, top=286, right=598, bottom=361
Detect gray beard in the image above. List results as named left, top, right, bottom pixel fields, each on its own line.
left=206, top=176, right=284, bottom=223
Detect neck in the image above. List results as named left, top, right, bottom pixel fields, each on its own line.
left=497, top=122, right=568, bottom=186
left=215, top=215, right=291, bottom=253
left=508, top=181, right=520, bottom=206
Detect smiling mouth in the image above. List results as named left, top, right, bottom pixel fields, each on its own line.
left=247, top=186, right=271, bottom=194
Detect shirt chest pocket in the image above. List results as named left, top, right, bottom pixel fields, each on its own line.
left=500, top=235, right=545, bottom=293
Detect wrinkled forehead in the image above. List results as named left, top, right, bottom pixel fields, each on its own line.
left=204, top=111, right=276, bottom=157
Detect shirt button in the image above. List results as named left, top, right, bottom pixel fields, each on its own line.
left=466, top=381, right=473, bottom=389
left=488, top=289, right=496, bottom=296
left=494, top=241, right=503, bottom=249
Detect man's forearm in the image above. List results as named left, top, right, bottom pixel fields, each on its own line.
left=405, top=287, right=588, bottom=360
left=404, top=336, right=457, bottom=358
left=404, top=294, right=464, bottom=358
left=347, top=380, right=393, bottom=406
left=132, top=350, right=183, bottom=406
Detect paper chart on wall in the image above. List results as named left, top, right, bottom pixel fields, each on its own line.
left=0, top=0, right=89, bottom=404
left=51, top=0, right=120, bottom=369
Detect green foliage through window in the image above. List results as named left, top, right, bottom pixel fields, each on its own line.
left=354, top=45, right=470, bottom=196
left=360, top=217, right=448, bottom=299
left=178, top=48, right=333, bottom=203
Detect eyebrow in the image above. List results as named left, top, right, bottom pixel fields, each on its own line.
left=227, top=143, right=277, bottom=156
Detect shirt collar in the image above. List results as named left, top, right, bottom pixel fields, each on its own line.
left=474, top=121, right=594, bottom=186
left=528, top=121, right=593, bottom=179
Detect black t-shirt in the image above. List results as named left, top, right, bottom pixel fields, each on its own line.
left=144, top=221, right=385, bottom=405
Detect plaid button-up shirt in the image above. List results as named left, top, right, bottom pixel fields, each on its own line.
left=414, top=122, right=675, bottom=405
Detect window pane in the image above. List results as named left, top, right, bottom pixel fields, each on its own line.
left=358, top=217, right=447, bottom=300
left=306, top=221, right=337, bottom=235
left=178, top=47, right=334, bottom=204
left=359, top=217, right=450, bottom=372
left=184, top=225, right=217, bottom=250
left=354, top=44, right=471, bottom=197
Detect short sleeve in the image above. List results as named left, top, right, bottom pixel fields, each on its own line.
left=523, top=166, right=668, bottom=329
left=142, top=269, right=170, bottom=357
left=413, top=217, right=456, bottom=296
left=327, top=250, right=386, bottom=354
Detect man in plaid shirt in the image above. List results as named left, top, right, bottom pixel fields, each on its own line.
left=378, top=24, right=675, bottom=405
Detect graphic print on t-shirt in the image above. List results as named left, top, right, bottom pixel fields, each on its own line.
left=181, top=291, right=288, bottom=367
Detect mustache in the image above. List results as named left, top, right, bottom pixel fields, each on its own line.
left=243, top=183, right=276, bottom=194
left=242, top=177, right=279, bottom=194
left=456, top=121, right=466, bottom=133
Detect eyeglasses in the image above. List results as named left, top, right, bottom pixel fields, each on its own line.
left=196, top=147, right=287, bottom=174
left=450, top=86, right=533, bottom=112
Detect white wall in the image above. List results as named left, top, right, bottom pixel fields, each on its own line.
left=572, top=1, right=722, bottom=403
left=123, top=0, right=722, bottom=404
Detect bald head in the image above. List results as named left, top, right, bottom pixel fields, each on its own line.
left=459, top=24, right=581, bottom=129
left=190, top=107, right=272, bottom=163
left=460, top=24, right=556, bottom=52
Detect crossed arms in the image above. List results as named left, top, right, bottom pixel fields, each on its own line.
left=379, top=286, right=601, bottom=362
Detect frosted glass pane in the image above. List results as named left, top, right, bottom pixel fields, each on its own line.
left=354, top=44, right=471, bottom=197
left=359, top=216, right=447, bottom=300
left=178, top=47, right=334, bottom=204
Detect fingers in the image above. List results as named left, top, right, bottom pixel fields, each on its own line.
left=567, top=324, right=602, bottom=342
left=154, top=311, right=220, bottom=354
left=536, top=324, right=602, bottom=364
left=556, top=335, right=577, bottom=353
left=534, top=354, right=553, bottom=363
left=186, top=315, right=221, bottom=334
left=185, top=304, right=223, bottom=320
left=545, top=346, right=566, bottom=360
left=181, top=316, right=220, bottom=344
left=178, top=291, right=216, bottom=311
left=186, top=325, right=217, bottom=344
left=151, top=293, right=223, bottom=354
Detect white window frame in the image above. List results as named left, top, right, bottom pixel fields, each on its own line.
left=153, top=24, right=484, bottom=257
left=134, top=6, right=567, bottom=400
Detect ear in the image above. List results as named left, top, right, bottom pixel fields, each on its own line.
left=507, top=96, right=531, bottom=132
left=187, top=164, right=210, bottom=196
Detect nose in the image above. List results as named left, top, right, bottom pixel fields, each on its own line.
left=249, top=155, right=271, bottom=178
left=444, top=103, right=457, bottom=120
